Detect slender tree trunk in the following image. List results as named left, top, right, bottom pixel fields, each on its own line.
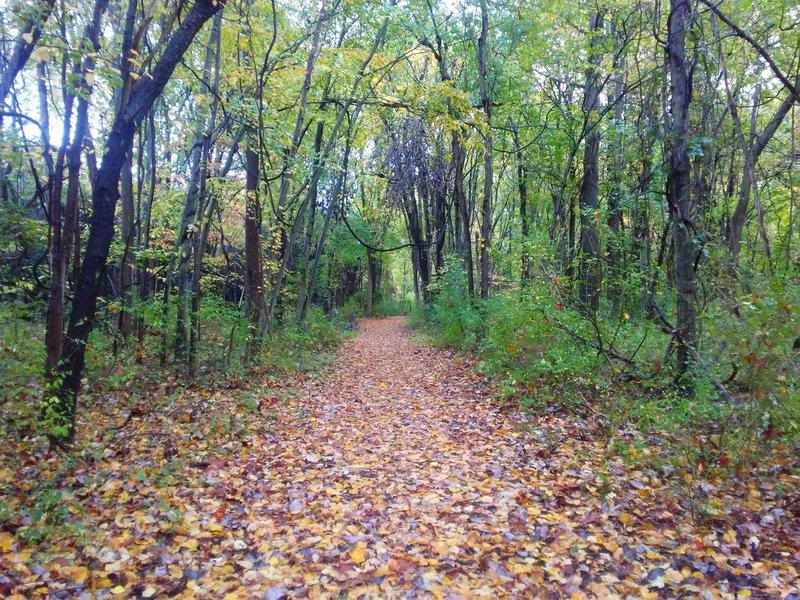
left=117, top=149, right=135, bottom=341
left=51, top=0, right=224, bottom=443
left=607, top=25, right=625, bottom=311
left=454, top=137, right=474, bottom=293
left=0, top=0, right=57, bottom=111
left=303, top=125, right=356, bottom=319
left=477, top=0, right=492, bottom=299
left=244, top=148, right=266, bottom=359
left=45, top=81, right=75, bottom=378
left=295, top=121, right=324, bottom=322
left=512, top=123, right=531, bottom=283
left=727, top=77, right=799, bottom=266
left=578, top=12, right=603, bottom=315
left=267, top=15, right=391, bottom=330
left=366, top=249, right=375, bottom=317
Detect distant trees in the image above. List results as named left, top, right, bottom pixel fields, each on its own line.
left=0, top=0, right=797, bottom=443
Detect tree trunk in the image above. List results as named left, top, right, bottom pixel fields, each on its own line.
left=244, top=147, right=266, bottom=359
left=578, top=12, right=603, bottom=315
left=295, top=121, right=324, bottom=322
left=666, top=0, right=697, bottom=378
left=50, top=0, right=224, bottom=444
left=727, top=78, right=798, bottom=267
left=453, top=136, right=474, bottom=293
left=607, top=25, right=625, bottom=312
left=366, top=249, right=375, bottom=317
left=477, top=0, right=492, bottom=299
left=44, top=81, right=75, bottom=378
left=512, top=123, right=531, bottom=283
left=0, top=0, right=57, bottom=111
left=117, top=149, right=135, bottom=341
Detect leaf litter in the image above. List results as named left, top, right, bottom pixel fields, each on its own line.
left=1, top=317, right=798, bottom=597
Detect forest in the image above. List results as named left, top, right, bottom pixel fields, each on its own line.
left=0, top=0, right=798, bottom=596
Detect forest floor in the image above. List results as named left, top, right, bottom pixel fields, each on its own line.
left=2, top=317, right=799, bottom=598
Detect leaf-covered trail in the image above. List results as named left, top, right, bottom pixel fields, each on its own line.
left=220, top=317, right=797, bottom=597
left=261, top=316, right=545, bottom=594
left=3, top=318, right=797, bottom=597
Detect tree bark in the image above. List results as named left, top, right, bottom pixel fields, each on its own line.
left=477, top=0, right=492, bottom=299
left=244, top=147, right=266, bottom=360
left=666, top=0, right=697, bottom=378
left=51, top=0, right=224, bottom=443
left=578, top=12, right=603, bottom=315
left=511, top=123, right=531, bottom=283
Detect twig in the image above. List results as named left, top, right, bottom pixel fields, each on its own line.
left=647, top=293, right=737, bottom=403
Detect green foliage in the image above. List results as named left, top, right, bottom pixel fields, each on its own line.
left=262, top=307, right=340, bottom=373
left=416, top=258, right=798, bottom=469
left=374, top=297, right=414, bottom=317
left=424, top=259, right=481, bottom=348
left=16, top=474, right=82, bottom=545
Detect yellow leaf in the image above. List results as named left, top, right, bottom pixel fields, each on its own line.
left=72, top=566, right=89, bottom=584
left=110, top=586, right=126, bottom=595
left=180, top=538, right=198, bottom=550
left=350, top=542, right=367, bottom=564
left=22, top=32, right=34, bottom=44
left=618, top=513, right=634, bottom=525
left=0, top=531, right=14, bottom=552
left=511, top=562, right=534, bottom=575
left=430, top=540, right=449, bottom=556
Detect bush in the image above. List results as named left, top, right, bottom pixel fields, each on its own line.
left=374, top=297, right=414, bottom=317
left=426, top=260, right=481, bottom=348
left=262, top=307, right=340, bottom=373
left=413, top=260, right=799, bottom=469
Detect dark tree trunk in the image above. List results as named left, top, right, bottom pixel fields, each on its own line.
left=578, top=12, right=603, bottom=315
left=477, top=0, right=492, bottom=299
left=44, top=87, right=75, bottom=378
left=366, top=249, right=375, bottom=317
left=453, top=137, right=474, bottom=293
left=244, top=147, right=266, bottom=359
left=512, top=123, right=531, bottom=282
left=607, top=25, right=625, bottom=312
left=50, top=0, right=224, bottom=444
left=666, top=0, right=697, bottom=378
left=64, top=0, right=109, bottom=291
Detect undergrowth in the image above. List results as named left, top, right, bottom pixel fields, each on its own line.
left=0, top=296, right=344, bottom=546
left=415, top=261, right=799, bottom=486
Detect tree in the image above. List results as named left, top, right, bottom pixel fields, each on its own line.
left=577, top=12, right=603, bottom=315
left=48, top=0, right=225, bottom=443
left=665, top=0, right=696, bottom=378
left=477, top=0, right=492, bottom=299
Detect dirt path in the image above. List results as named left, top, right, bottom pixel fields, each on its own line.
left=4, top=318, right=797, bottom=597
